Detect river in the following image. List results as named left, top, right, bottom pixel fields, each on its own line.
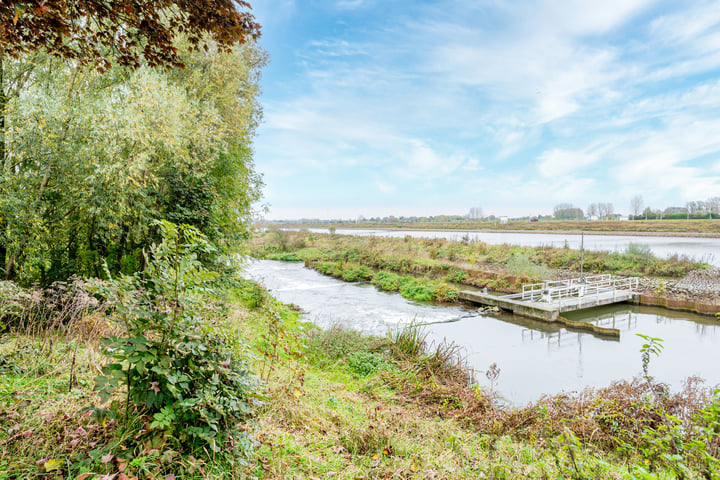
left=244, top=259, right=720, bottom=406
left=300, top=228, right=720, bottom=266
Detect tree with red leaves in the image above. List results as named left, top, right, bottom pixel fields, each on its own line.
left=0, top=1, right=260, bottom=70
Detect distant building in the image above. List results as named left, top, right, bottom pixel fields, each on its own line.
left=499, top=216, right=509, bottom=224
left=588, top=215, right=599, bottom=221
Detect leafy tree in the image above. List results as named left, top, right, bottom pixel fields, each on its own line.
left=0, top=1, right=262, bottom=281
left=0, top=40, right=265, bottom=283
left=553, top=203, right=584, bottom=220
left=0, top=1, right=260, bottom=70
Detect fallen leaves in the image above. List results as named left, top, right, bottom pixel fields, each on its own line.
left=43, top=458, right=63, bottom=472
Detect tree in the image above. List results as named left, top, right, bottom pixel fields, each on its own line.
left=553, top=203, right=584, bottom=220
left=587, top=203, right=598, bottom=217
left=598, top=202, right=614, bottom=220
left=707, top=197, right=720, bottom=215
left=0, top=2, right=263, bottom=282
left=630, top=195, right=643, bottom=219
left=0, top=39, right=265, bottom=283
left=0, top=1, right=260, bottom=70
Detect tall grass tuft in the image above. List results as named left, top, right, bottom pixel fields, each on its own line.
left=388, top=321, right=428, bottom=359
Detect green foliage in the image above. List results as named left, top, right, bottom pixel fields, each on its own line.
left=637, top=334, right=664, bottom=383
left=346, top=351, right=388, bottom=377
left=625, top=243, right=653, bottom=257
left=238, top=279, right=267, bottom=310
left=94, top=221, right=258, bottom=457
left=341, top=264, right=374, bottom=282
left=399, top=279, right=435, bottom=302
left=371, top=270, right=403, bottom=291
left=388, top=323, right=428, bottom=359
left=505, top=252, right=552, bottom=281
left=444, top=269, right=468, bottom=284
left=0, top=41, right=266, bottom=285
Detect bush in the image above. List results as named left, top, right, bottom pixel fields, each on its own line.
left=506, top=252, right=552, bottom=281
left=341, top=264, right=374, bottom=282
left=399, top=279, right=434, bottom=302
left=625, top=242, right=653, bottom=257
left=94, top=221, right=258, bottom=458
left=371, top=271, right=403, bottom=291
left=346, top=351, right=388, bottom=377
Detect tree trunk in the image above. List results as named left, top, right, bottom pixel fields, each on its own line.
left=0, top=55, right=7, bottom=278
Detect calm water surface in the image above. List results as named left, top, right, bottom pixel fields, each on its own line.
left=302, top=228, right=720, bottom=266
left=245, top=259, right=720, bottom=405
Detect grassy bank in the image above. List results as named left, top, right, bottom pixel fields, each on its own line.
left=3, top=275, right=719, bottom=479
left=251, top=230, right=702, bottom=299
left=289, top=219, right=720, bottom=235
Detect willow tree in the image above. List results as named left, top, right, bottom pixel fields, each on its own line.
left=0, top=2, right=264, bottom=282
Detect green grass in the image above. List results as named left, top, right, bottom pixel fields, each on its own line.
left=2, top=279, right=718, bottom=479
left=252, top=230, right=703, bottom=285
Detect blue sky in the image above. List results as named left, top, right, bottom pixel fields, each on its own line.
left=251, top=0, right=720, bottom=220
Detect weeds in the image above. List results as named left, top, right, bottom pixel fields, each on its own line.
left=506, top=252, right=552, bottom=282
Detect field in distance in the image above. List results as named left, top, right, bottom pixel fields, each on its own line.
left=291, top=219, right=720, bottom=236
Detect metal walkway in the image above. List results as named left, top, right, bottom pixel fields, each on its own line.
left=459, top=275, right=638, bottom=335
left=508, top=274, right=638, bottom=312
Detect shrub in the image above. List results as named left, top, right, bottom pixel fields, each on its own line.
left=399, top=279, right=434, bottom=302
left=341, top=264, right=374, bottom=282
left=346, top=351, right=387, bottom=377
left=94, top=221, right=258, bottom=458
left=371, top=271, right=403, bottom=292
left=625, top=242, right=653, bottom=257
left=506, top=252, right=552, bottom=281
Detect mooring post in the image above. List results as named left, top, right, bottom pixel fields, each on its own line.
left=580, top=231, right=584, bottom=279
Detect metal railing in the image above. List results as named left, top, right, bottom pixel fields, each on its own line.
left=516, top=275, right=638, bottom=304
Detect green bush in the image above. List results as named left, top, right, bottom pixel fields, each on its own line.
left=506, top=252, right=551, bottom=281
left=399, top=279, right=434, bottom=302
left=341, top=264, right=374, bottom=282
left=371, top=270, right=403, bottom=291
left=94, top=221, right=258, bottom=458
left=625, top=242, right=653, bottom=257
left=346, top=351, right=387, bottom=377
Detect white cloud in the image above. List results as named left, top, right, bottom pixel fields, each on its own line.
left=376, top=181, right=396, bottom=193
left=537, top=148, right=601, bottom=178
left=257, top=0, right=720, bottom=219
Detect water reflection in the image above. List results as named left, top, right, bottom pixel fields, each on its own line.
left=244, top=260, right=720, bottom=405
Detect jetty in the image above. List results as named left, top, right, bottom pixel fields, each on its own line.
left=459, top=274, right=639, bottom=337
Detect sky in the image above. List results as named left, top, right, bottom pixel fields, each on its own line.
left=250, top=0, right=720, bottom=220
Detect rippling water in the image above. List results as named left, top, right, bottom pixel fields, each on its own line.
left=244, top=259, right=720, bottom=405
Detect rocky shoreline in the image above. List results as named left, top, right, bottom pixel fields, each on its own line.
left=637, top=267, right=720, bottom=312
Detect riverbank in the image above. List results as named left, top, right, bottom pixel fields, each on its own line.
left=3, top=277, right=719, bottom=478
left=288, top=218, right=720, bottom=236
left=252, top=229, right=720, bottom=313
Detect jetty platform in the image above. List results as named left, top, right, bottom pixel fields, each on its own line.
left=459, top=275, right=639, bottom=337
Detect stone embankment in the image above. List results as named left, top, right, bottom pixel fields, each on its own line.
left=636, top=267, right=720, bottom=314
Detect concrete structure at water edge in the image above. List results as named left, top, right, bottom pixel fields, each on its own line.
left=459, top=274, right=640, bottom=338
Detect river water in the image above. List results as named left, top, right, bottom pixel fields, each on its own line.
left=244, top=259, right=720, bottom=406
left=301, top=228, right=720, bottom=266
